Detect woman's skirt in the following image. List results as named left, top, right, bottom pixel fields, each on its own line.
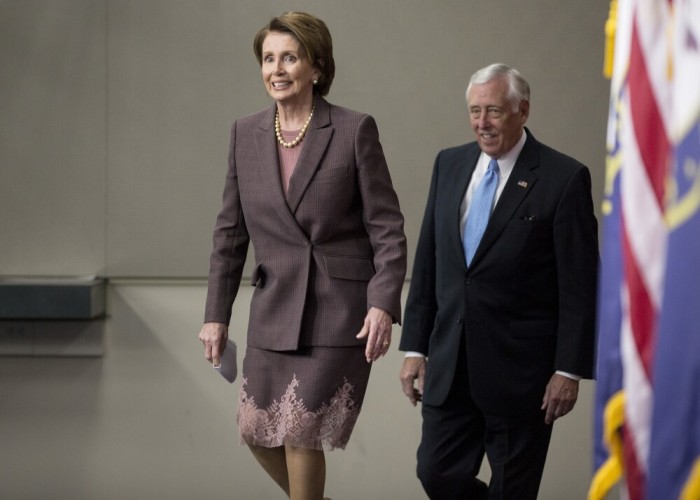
left=237, top=344, right=372, bottom=451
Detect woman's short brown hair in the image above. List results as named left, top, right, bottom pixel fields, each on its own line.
left=253, top=12, right=335, bottom=96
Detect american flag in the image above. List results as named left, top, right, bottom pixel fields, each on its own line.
left=590, top=0, right=700, bottom=499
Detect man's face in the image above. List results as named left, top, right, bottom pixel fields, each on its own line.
left=467, top=77, right=529, bottom=158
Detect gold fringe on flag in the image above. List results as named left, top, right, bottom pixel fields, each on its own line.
left=588, top=391, right=625, bottom=500
left=681, top=458, right=700, bottom=500
left=604, top=0, right=618, bottom=79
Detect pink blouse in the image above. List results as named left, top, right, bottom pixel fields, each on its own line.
left=277, top=129, right=304, bottom=193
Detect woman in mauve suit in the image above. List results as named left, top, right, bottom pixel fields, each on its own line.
left=197, top=12, right=406, bottom=500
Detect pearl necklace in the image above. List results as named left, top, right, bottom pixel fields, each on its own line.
left=275, top=98, right=316, bottom=148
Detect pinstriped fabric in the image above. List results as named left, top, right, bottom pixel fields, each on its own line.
left=204, top=96, right=406, bottom=450
left=204, top=97, right=406, bottom=351
left=237, top=345, right=370, bottom=451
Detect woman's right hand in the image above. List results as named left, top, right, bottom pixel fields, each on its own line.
left=198, top=322, right=228, bottom=366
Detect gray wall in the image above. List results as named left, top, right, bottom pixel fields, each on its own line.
left=0, top=1, right=609, bottom=498
left=0, top=0, right=609, bottom=278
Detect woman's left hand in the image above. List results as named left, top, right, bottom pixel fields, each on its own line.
left=356, top=306, right=392, bottom=363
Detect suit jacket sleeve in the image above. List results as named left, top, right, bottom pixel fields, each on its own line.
left=553, top=165, right=599, bottom=378
left=355, top=114, right=407, bottom=323
left=399, top=151, right=441, bottom=353
left=203, top=121, right=250, bottom=325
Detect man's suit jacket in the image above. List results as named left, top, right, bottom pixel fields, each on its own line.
left=205, top=97, right=406, bottom=351
left=400, top=130, right=598, bottom=417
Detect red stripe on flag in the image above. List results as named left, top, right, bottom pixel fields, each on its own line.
left=623, top=424, right=646, bottom=500
left=621, top=219, right=656, bottom=378
left=628, top=19, right=671, bottom=207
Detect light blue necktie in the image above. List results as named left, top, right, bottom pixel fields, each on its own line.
left=464, top=158, right=499, bottom=265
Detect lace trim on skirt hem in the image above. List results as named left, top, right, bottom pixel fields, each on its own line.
left=237, top=374, right=361, bottom=451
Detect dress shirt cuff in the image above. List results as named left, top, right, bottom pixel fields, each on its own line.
left=404, top=351, right=426, bottom=358
left=555, top=370, right=581, bottom=381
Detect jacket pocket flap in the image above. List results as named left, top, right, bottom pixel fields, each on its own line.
left=323, top=255, right=375, bottom=281
left=250, top=264, right=265, bottom=287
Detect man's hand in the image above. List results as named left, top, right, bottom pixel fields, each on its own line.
left=400, top=356, right=427, bottom=406
left=541, top=373, right=579, bottom=425
left=198, top=322, right=228, bottom=367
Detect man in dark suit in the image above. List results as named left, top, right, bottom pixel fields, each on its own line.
left=399, top=63, right=598, bottom=499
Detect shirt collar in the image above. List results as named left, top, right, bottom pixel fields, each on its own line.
left=480, top=129, right=527, bottom=179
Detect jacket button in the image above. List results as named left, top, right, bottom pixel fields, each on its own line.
left=465, top=278, right=472, bottom=285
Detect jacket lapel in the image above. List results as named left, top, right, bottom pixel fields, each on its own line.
left=285, top=97, right=333, bottom=213
left=254, top=104, right=310, bottom=239
left=255, top=104, right=285, bottom=200
left=451, top=145, right=480, bottom=266
left=471, top=132, right=540, bottom=265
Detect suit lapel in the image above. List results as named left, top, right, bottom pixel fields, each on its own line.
left=450, top=145, right=480, bottom=266
left=471, top=133, right=540, bottom=265
left=285, top=97, right=333, bottom=213
left=254, top=104, right=310, bottom=239
left=255, top=104, right=285, bottom=199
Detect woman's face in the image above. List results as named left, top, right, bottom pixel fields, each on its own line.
left=261, top=31, right=319, bottom=106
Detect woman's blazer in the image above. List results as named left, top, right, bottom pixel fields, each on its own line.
left=204, top=97, right=407, bottom=351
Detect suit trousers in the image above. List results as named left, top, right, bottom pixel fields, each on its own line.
left=416, top=338, right=553, bottom=500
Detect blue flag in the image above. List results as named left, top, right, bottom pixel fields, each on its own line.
left=647, top=119, right=700, bottom=498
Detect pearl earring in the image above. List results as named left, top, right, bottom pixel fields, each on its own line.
left=313, top=79, right=318, bottom=85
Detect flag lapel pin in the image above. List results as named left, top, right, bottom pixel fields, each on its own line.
left=517, top=180, right=528, bottom=188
